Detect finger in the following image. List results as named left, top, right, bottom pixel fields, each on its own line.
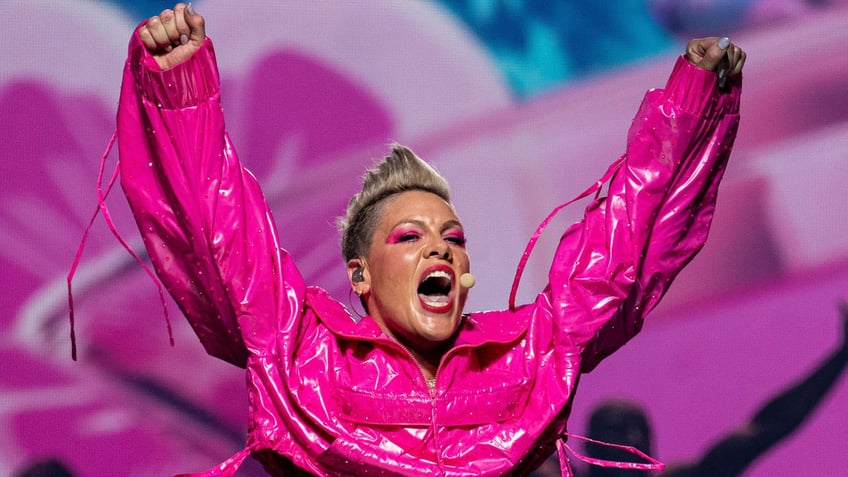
left=138, top=26, right=159, bottom=51
left=159, top=8, right=181, bottom=46
left=721, top=46, right=736, bottom=78
left=183, top=3, right=207, bottom=43
left=730, top=48, right=746, bottom=77
left=728, top=48, right=741, bottom=76
left=173, top=3, right=191, bottom=45
left=145, top=16, right=173, bottom=51
left=725, top=45, right=738, bottom=65
left=685, top=38, right=708, bottom=65
left=699, top=37, right=731, bottom=72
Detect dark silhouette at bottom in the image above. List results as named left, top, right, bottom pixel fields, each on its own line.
left=533, top=300, right=848, bottom=477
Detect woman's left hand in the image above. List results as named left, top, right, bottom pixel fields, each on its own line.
left=685, top=37, right=746, bottom=86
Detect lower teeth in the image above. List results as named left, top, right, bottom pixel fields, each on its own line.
left=421, top=294, right=448, bottom=305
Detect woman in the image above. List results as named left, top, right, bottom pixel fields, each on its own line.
left=111, top=3, right=745, bottom=476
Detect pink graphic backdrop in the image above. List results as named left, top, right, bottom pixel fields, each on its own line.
left=1, top=1, right=846, bottom=475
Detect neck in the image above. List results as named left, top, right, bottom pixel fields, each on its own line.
left=365, top=315, right=454, bottom=379
left=406, top=345, right=442, bottom=380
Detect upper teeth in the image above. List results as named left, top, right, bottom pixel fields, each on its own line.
left=426, top=270, right=451, bottom=281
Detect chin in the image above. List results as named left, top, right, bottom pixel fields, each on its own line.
left=417, top=315, right=462, bottom=343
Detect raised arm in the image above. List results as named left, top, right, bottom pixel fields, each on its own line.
left=118, top=4, right=305, bottom=367
left=547, top=38, right=744, bottom=370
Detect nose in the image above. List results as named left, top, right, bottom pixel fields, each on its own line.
left=425, top=237, right=451, bottom=260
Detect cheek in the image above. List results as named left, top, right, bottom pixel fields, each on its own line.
left=373, top=250, right=418, bottom=286
left=456, top=249, right=471, bottom=269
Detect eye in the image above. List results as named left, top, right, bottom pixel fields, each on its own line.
left=397, top=232, right=420, bottom=242
left=387, top=226, right=424, bottom=244
left=444, top=234, right=466, bottom=247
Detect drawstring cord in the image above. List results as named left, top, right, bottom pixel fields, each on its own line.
left=504, top=155, right=664, bottom=474
left=67, top=129, right=174, bottom=360
left=509, top=155, right=625, bottom=310
left=557, top=432, right=665, bottom=476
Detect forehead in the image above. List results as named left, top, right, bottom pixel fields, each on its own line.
left=377, top=190, right=460, bottom=229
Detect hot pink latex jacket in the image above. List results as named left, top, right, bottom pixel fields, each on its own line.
left=115, top=25, right=740, bottom=477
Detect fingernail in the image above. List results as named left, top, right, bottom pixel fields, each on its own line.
left=180, top=34, right=189, bottom=45
left=718, top=37, right=730, bottom=49
left=718, top=69, right=727, bottom=88
left=187, top=3, right=195, bottom=15
left=164, top=45, right=174, bottom=53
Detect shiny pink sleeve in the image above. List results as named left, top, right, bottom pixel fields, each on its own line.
left=117, top=28, right=305, bottom=367
left=548, top=56, right=742, bottom=371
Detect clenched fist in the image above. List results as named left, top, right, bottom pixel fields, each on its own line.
left=138, top=3, right=206, bottom=70
left=685, top=37, right=746, bottom=87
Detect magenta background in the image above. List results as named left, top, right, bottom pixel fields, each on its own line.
left=1, top=1, right=847, bottom=475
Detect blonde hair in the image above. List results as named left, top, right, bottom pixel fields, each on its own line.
left=339, top=144, right=451, bottom=261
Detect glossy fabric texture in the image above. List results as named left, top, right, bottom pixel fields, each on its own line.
left=116, top=24, right=740, bottom=476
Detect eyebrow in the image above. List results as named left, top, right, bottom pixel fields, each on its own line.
left=390, top=219, right=464, bottom=232
left=440, top=220, right=464, bottom=233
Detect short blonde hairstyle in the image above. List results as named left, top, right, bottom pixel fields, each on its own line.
left=339, top=144, right=450, bottom=261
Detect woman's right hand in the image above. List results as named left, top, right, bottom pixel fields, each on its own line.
left=138, top=3, right=206, bottom=70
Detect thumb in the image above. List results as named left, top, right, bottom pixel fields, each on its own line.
left=696, top=37, right=730, bottom=72
left=184, top=3, right=206, bottom=44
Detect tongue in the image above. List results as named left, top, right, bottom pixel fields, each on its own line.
left=419, top=293, right=449, bottom=305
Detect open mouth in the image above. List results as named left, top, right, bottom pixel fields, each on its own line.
left=417, top=269, right=453, bottom=312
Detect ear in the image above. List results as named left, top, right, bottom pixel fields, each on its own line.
left=346, top=258, right=370, bottom=295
